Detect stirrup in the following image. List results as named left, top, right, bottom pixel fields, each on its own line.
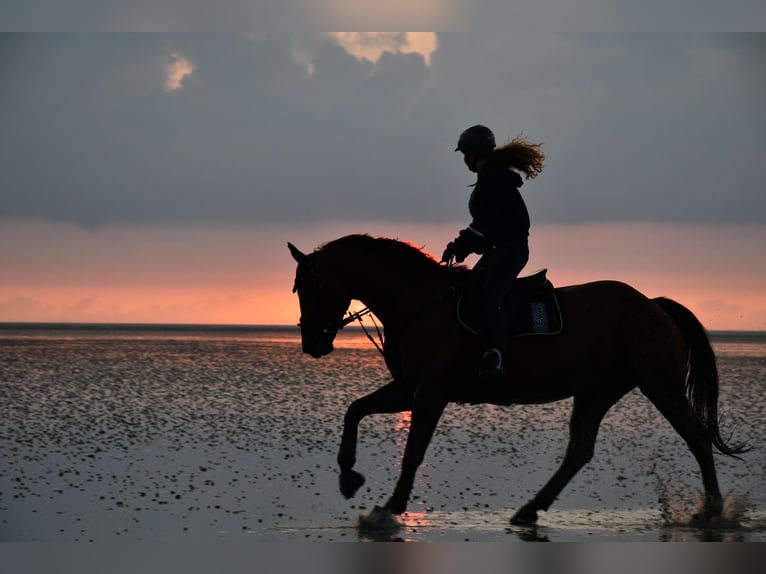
left=478, top=348, right=504, bottom=379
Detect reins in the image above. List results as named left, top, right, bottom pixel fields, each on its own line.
left=339, top=267, right=465, bottom=358
left=341, top=307, right=385, bottom=356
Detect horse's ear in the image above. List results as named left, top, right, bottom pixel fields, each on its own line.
left=287, top=242, right=308, bottom=264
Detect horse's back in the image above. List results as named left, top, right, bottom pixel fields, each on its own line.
left=555, top=279, right=658, bottom=319
left=553, top=279, right=678, bottom=336
left=451, top=278, right=687, bottom=405
left=555, top=279, right=645, bottom=299
left=516, top=279, right=684, bottom=376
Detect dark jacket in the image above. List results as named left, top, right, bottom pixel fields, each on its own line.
left=451, top=163, right=529, bottom=260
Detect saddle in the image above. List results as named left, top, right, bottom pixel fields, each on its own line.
left=456, top=268, right=563, bottom=337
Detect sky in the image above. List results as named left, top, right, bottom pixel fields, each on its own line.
left=1, top=32, right=765, bottom=330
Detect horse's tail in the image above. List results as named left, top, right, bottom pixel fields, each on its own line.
left=653, top=297, right=750, bottom=458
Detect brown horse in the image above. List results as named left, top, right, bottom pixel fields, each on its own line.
left=287, top=234, right=747, bottom=526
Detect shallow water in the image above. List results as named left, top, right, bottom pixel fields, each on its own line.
left=0, top=326, right=764, bottom=541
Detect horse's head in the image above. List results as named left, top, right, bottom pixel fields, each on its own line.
left=288, top=242, right=351, bottom=358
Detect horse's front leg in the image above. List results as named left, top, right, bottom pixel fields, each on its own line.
left=338, top=379, right=412, bottom=498
left=382, top=388, right=448, bottom=515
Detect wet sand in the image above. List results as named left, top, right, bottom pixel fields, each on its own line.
left=1, top=328, right=764, bottom=542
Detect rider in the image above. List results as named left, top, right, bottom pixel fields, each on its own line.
left=441, top=125, right=545, bottom=378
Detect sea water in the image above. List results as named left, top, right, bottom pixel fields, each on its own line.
left=0, top=325, right=763, bottom=541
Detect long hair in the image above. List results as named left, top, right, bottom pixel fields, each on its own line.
left=490, top=134, right=545, bottom=180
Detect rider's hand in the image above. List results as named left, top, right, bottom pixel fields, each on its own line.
left=441, top=243, right=456, bottom=265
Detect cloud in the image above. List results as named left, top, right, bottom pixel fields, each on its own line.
left=63, top=296, right=97, bottom=314
left=290, top=37, right=317, bottom=78
left=164, top=52, right=194, bottom=92
left=0, top=297, right=56, bottom=321
left=325, top=32, right=439, bottom=65
left=290, top=32, right=439, bottom=78
left=0, top=291, right=263, bottom=324
left=1, top=34, right=764, bottom=229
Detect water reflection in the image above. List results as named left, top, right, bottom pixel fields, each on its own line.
left=357, top=508, right=438, bottom=542
left=509, top=525, right=550, bottom=542
left=659, top=525, right=748, bottom=542
left=395, top=411, right=412, bottom=432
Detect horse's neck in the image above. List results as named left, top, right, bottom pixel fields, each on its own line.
left=343, top=257, right=440, bottom=328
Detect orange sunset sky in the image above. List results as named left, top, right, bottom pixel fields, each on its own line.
left=2, top=219, right=765, bottom=331
left=2, top=34, right=765, bottom=331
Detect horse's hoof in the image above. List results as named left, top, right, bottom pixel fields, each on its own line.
left=359, top=506, right=402, bottom=530
left=690, top=497, right=723, bottom=526
left=690, top=510, right=720, bottom=526
left=339, top=469, right=365, bottom=499
left=510, top=505, right=539, bottom=526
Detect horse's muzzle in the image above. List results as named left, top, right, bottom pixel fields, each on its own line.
left=303, top=325, right=337, bottom=358
left=308, top=347, right=332, bottom=359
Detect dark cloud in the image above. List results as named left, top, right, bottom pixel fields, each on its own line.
left=1, top=33, right=764, bottom=228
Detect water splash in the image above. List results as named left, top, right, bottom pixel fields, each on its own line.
left=721, top=491, right=751, bottom=525
left=358, top=507, right=403, bottom=541
left=655, top=478, right=750, bottom=527
left=655, top=480, right=697, bottom=525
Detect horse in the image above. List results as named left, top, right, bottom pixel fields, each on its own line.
left=287, top=234, right=747, bottom=527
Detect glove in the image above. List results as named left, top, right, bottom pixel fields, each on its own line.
left=442, top=241, right=470, bottom=264
left=441, top=242, right=456, bottom=264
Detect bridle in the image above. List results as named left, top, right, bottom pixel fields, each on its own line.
left=295, top=255, right=460, bottom=358
left=293, top=259, right=345, bottom=334
left=294, top=259, right=384, bottom=355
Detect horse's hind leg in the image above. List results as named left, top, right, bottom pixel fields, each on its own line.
left=640, top=384, right=723, bottom=521
left=511, top=390, right=626, bottom=526
left=338, top=379, right=412, bottom=498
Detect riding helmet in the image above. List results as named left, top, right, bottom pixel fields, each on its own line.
left=455, top=124, right=496, bottom=154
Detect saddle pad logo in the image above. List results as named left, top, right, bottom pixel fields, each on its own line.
left=531, top=301, right=548, bottom=332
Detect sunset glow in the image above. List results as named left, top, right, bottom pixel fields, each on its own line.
left=1, top=219, right=765, bottom=331
left=326, top=32, right=439, bottom=65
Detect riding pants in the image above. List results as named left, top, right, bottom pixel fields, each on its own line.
left=475, top=239, right=529, bottom=353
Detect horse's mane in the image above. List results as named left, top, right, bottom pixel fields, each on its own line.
left=315, top=234, right=467, bottom=277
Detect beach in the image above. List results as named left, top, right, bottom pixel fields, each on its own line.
left=1, top=326, right=764, bottom=542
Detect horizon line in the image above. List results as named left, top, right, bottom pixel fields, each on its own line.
left=0, top=321, right=764, bottom=337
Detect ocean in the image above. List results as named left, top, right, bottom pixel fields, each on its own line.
left=0, top=325, right=764, bottom=542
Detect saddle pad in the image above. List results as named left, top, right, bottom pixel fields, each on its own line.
left=457, top=279, right=563, bottom=338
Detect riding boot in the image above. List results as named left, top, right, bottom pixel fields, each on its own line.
left=479, top=302, right=508, bottom=379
